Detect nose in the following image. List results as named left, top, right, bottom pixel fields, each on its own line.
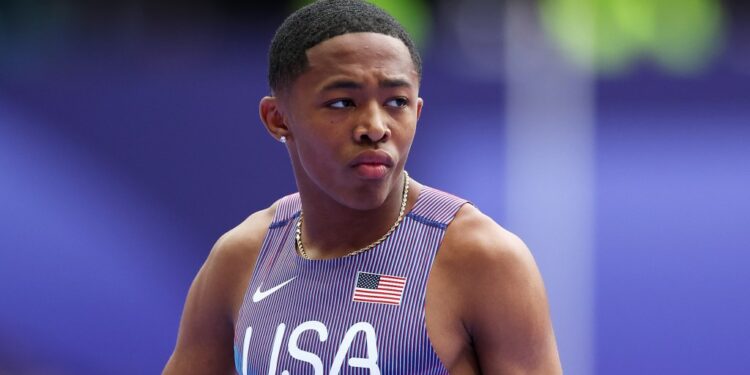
left=353, top=101, right=390, bottom=144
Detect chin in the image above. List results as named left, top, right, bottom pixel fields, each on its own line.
left=342, top=193, right=389, bottom=211
left=341, top=184, right=392, bottom=211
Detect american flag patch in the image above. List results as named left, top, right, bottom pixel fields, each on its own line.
left=352, top=271, right=407, bottom=306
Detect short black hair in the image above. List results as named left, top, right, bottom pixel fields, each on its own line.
left=267, top=0, right=422, bottom=94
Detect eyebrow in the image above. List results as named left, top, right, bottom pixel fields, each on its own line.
left=380, top=78, right=412, bottom=89
left=321, top=78, right=412, bottom=91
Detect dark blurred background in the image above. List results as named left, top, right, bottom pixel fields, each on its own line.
left=1, top=0, right=748, bottom=374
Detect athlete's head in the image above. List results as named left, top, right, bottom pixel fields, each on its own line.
left=267, top=0, right=422, bottom=95
left=259, top=0, right=423, bottom=211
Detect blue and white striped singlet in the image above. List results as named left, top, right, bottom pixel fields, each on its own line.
left=233, top=185, right=468, bottom=375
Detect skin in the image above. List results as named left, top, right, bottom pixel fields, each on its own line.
left=163, top=32, right=562, bottom=374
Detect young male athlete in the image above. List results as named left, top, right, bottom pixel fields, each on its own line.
left=164, top=1, right=561, bottom=374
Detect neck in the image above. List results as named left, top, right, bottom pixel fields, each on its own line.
left=296, top=172, right=419, bottom=259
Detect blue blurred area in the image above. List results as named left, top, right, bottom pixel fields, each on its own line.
left=0, top=1, right=748, bottom=374
left=596, top=76, right=750, bottom=373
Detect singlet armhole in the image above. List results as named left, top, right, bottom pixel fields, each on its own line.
left=411, top=187, right=470, bottom=374
left=232, top=194, right=300, bottom=340
left=407, top=185, right=471, bottom=229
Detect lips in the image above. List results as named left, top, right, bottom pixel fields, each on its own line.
left=350, top=150, right=394, bottom=179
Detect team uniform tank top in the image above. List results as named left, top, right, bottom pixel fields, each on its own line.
left=233, top=185, right=468, bottom=374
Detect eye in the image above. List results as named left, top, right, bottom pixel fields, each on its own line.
left=327, top=99, right=355, bottom=109
left=385, top=97, right=409, bottom=108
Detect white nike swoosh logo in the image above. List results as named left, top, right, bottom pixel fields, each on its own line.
left=252, top=277, right=296, bottom=302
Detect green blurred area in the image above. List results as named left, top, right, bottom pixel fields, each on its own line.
left=540, top=0, right=725, bottom=75
left=292, top=0, right=431, bottom=48
left=0, top=0, right=730, bottom=77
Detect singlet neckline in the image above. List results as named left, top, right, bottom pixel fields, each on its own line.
left=290, top=185, right=430, bottom=263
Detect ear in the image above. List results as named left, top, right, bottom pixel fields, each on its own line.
left=259, top=96, right=290, bottom=142
left=416, top=97, right=424, bottom=121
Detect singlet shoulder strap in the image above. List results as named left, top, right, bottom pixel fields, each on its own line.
left=407, top=185, right=469, bottom=229
left=268, top=193, right=301, bottom=230
left=267, top=187, right=468, bottom=230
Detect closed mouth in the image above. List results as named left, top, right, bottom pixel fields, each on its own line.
left=349, top=150, right=394, bottom=168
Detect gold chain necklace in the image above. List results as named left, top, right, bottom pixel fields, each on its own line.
left=295, top=170, right=410, bottom=259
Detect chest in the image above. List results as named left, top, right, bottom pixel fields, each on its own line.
left=236, top=260, right=443, bottom=373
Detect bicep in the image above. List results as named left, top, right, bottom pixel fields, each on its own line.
left=163, top=208, right=271, bottom=375
left=469, top=235, right=562, bottom=374
left=163, top=254, right=237, bottom=374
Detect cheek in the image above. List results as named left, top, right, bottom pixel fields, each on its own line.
left=294, top=123, right=347, bottom=167
left=393, top=117, right=417, bottom=143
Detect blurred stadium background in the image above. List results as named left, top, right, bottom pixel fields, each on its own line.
left=1, top=0, right=748, bottom=374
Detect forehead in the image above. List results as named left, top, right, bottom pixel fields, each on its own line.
left=300, top=32, right=418, bottom=88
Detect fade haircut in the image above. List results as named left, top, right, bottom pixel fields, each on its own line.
left=268, top=0, right=422, bottom=94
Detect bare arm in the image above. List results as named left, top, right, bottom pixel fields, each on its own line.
left=449, top=206, right=562, bottom=374
left=163, top=209, right=273, bottom=375
left=163, top=235, right=239, bottom=375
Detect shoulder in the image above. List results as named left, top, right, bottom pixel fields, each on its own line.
left=210, top=203, right=277, bottom=266
left=441, top=203, right=533, bottom=279
left=438, top=204, right=562, bottom=373
left=201, top=200, right=281, bottom=309
left=183, top=198, right=283, bottom=321
left=415, top=184, right=533, bottom=284
left=210, top=192, right=301, bottom=268
left=163, top=200, right=284, bottom=374
left=441, top=204, right=541, bottom=310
